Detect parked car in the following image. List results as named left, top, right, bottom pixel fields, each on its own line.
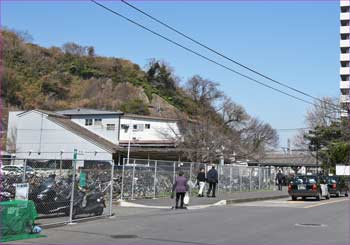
left=1, top=165, right=35, bottom=175
left=326, top=176, right=349, bottom=197
left=288, top=175, right=330, bottom=201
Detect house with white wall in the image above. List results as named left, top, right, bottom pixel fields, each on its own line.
left=56, top=108, right=123, bottom=145
left=10, top=110, right=118, bottom=161
left=119, top=114, right=181, bottom=147
left=6, top=108, right=184, bottom=162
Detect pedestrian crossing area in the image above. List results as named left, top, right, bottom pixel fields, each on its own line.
left=231, top=197, right=349, bottom=209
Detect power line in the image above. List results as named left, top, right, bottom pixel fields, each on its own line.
left=120, top=0, right=342, bottom=113
left=90, top=0, right=340, bottom=119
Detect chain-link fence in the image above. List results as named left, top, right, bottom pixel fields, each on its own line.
left=0, top=158, right=114, bottom=226
left=117, top=158, right=275, bottom=200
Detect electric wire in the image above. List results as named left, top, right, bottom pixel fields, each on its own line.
left=120, top=0, right=343, bottom=113
left=91, top=0, right=341, bottom=120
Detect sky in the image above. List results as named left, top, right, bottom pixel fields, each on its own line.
left=1, top=1, right=341, bottom=149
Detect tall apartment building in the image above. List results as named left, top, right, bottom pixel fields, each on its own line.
left=340, top=0, right=350, bottom=118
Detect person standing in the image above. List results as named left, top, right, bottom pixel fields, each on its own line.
left=171, top=171, right=189, bottom=209
left=196, top=168, right=206, bottom=197
left=206, top=165, right=218, bottom=198
left=276, top=170, right=283, bottom=191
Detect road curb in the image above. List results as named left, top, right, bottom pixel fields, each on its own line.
left=225, top=194, right=289, bottom=205
left=117, top=194, right=289, bottom=209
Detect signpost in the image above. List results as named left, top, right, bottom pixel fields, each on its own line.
left=69, top=149, right=78, bottom=224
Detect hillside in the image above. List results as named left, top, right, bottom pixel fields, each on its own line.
left=1, top=29, right=279, bottom=161
left=2, top=30, right=192, bottom=118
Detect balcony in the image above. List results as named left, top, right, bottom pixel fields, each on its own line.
left=340, top=67, right=350, bottom=75
left=341, top=12, right=350, bottom=20
left=340, top=39, right=350, bottom=47
left=340, top=94, right=350, bottom=103
left=340, top=53, right=350, bottom=61
left=340, top=26, right=350, bottom=34
left=341, top=0, right=350, bottom=7
left=340, top=81, right=350, bottom=90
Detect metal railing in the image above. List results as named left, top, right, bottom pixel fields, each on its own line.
left=0, top=158, right=114, bottom=226
left=116, top=158, right=275, bottom=200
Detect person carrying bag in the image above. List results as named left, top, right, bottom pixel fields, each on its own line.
left=171, top=171, right=189, bottom=209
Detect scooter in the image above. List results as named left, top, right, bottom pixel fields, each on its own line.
left=30, top=179, right=72, bottom=215
left=0, top=191, right=12, bottom=202
left=72, top=187, right=105, bottom=219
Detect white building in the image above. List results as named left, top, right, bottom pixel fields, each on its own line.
left=10, top=110, right=118, bottom=161
left=119, top=114, right=181, bottom=147
left=7, top=108, right=183, bottom=162
left=340, top=0, right=350, bottom=118
left=56, top=108, right=123, bottom=144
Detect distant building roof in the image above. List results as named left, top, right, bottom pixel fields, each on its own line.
left=48, top=116, right=119, bottom=153
left=57, top=108, right=123, bottom=116
left=18, top=109, right=68, bottom=119
left=123, top=114, right=179, bottom=121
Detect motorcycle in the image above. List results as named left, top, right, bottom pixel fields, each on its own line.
left=71, top=186, right=105, bottom=219
left=0, top=191, right=12, bottom=202
left=30, top=178, right=72, bottom=215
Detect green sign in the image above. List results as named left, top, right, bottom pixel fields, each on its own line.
left=80, top=172, right=86, bottom=187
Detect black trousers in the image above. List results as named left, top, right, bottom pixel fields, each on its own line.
left=207, top=182, right=216, bottom=197
left=176, top=192, right=185, bottom=208
left=277, top=183, right=282, bottom=191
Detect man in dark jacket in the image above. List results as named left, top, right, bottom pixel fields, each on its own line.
left=206, top=165, right=218, bottom=198
left=276, top=170, right=283, bottom=191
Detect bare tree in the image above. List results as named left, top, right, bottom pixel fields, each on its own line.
left=186, top=75, right=223, bottom=107
left=306, top=97, right=339, bottom=128
left=62, top=42, right=87, bottom=56
left=239, top=117, right=279, bottom=159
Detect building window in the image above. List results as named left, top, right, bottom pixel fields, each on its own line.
left=341, top=6, right=350, bottom=13
left=341, top=34, right=350, bottom=40
left=85, top=119, right=93, bottom=126
left=145, top=124, right=150, bottom=129
left=341, top=75, right=350, bottom=81
left=341, top=61, right=350, bottom=67
left=341, top=20, right=350, bottom=26
left=341, top=47, right=350, bottom=54
left=121, top=124, right=129, bottom=130
left=94, top=118, right=102, bottom=126
left=107, top=124, right=115, bottom=131
left=133, top=124, right=144, bottom=131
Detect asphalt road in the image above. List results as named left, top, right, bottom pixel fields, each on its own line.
left=15, top=197, right=350, bottom=244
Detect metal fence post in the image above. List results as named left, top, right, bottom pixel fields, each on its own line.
left=239, top=167, right=242, bottom=192
left=69, top=149, right=77, bottom=224
left=153, top=160, right=157, bottom=199
left=131, top=159, right=136, bottom=200
left=258, top=166, right=261, bottom=190
left=217, top=165, right=221, bottom=195
left=120, top=158, right=125, bottom=200
left=229, top=166, right=233, bottom=192
left=60, top=155, right=63, bottom=175
left=249, top=168, right=252, bottom=191
left=22, top=159, right=27, bottom=182
left=173, top=162, right=176, bottom=184
left=109, top=160, right=114, bottom=216
left=189, top=163, right=193, bottom=196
